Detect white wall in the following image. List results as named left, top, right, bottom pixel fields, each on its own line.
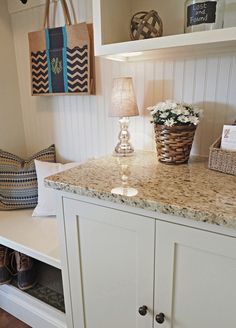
left=7, top=0, right=236, bottom=162
left=0, top=0, right=26, bottom=156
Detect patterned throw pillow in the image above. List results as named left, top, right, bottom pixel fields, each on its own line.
left=0, top=145, right=56, bottom=210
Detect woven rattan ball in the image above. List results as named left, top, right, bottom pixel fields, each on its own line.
left=130, top=10, right=163, bottom=40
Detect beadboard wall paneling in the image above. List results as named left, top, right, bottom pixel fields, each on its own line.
left=0, top=1, right=26, bottom=156
left=9, top=0, right=236, bottom=162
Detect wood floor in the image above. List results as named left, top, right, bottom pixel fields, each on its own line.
left=0, top=308, right=30, bottom=328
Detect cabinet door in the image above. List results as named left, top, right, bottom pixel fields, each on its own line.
left=155, top=221, right=236, bottom=328
left=63, top=198, right=155, bottom=328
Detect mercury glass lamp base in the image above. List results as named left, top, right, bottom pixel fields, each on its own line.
left=113, top=149, right=135, bottom=157
left=113, top=116, right=135, bottom=157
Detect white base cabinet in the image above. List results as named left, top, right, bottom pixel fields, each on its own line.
left=63, top=198, right=155, bottom=328
left=155, top=221, right=236, bottom=328
left=58, top=195, right=236, bottom=328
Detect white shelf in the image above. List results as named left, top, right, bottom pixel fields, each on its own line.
left=0, top=209, right=60, bottom=269
left=93, top=0, right=236, bottom=61
left=95, top=27, right=236, bottom=61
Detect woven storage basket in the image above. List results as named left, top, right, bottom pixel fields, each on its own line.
left=154, top=124, right=196, bottom=164
left=208, top=137, right=236, bottom=175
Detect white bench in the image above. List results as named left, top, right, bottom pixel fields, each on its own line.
left=0, top=209, right=66, bottom=328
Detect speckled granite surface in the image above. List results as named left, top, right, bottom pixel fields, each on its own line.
left=45, top=151, right=236, bottom=229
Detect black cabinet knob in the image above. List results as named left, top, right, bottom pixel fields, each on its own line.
left=138, top=305, right=148, bottom=316
left=155, top=312, right=165, bottom=324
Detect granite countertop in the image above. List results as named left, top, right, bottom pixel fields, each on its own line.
left=45, top=151, right=236, bottom=229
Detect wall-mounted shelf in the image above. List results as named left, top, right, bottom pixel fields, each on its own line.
left=93, top=0, right=236, bottom=61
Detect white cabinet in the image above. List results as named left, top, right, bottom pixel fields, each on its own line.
left=62, top=198, right=155, bottom=328
left=155, top=221, right=236, bottom=328
left=58, top=195, right=236, bottom=328
left=92, top=0, right=236, bottom=60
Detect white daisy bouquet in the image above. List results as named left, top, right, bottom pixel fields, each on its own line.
left=148, top=100, right=203, bottom=127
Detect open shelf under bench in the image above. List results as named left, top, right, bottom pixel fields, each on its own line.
left=0, top=209, right=63, bottom=327
left=0, top=209, right=60, bottom=269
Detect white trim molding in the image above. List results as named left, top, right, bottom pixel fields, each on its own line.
left=0, top=284, right=66, bottom=328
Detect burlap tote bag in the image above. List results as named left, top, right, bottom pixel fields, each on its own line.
left=28, top=0, right=95, bottom=95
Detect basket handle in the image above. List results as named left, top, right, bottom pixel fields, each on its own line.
left=43, top=0, right=72, bottom=28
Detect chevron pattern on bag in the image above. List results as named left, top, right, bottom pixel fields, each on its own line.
left=67, top=46, right=89, bottom=93
left=31, top=50, right=49, bottom=94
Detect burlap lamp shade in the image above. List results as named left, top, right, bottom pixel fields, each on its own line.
left=109, top=77, right=139, bottom=117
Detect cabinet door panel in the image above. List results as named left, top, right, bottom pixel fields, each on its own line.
left=155, top=221, right=236, bottom=328
left=63, top=198, right=155, bottom=328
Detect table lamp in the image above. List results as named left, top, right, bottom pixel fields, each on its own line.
left=109, top=77, right=139, bottom=156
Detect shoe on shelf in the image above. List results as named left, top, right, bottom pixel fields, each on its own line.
left=15, top=252, right=37, bottom=290
left=0, top=245, right=12, bottom=285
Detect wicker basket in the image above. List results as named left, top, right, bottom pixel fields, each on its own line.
left=154, top=124, right=196, bottom=164
left=208, top=137, right=236, bottom=175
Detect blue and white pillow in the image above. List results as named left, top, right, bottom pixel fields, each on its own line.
left=0, top=145, right=56, bottom=210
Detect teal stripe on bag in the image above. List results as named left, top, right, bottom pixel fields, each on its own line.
left=62, top=27, right=68, bottom=93
left=45, top=29, right=52, bottom=93
left=45, top=28, right=50, bottom=49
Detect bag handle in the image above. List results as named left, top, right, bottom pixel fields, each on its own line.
left=43, top=0, right=72, bottom=28
left=61, top=0, right=72, bottom=25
